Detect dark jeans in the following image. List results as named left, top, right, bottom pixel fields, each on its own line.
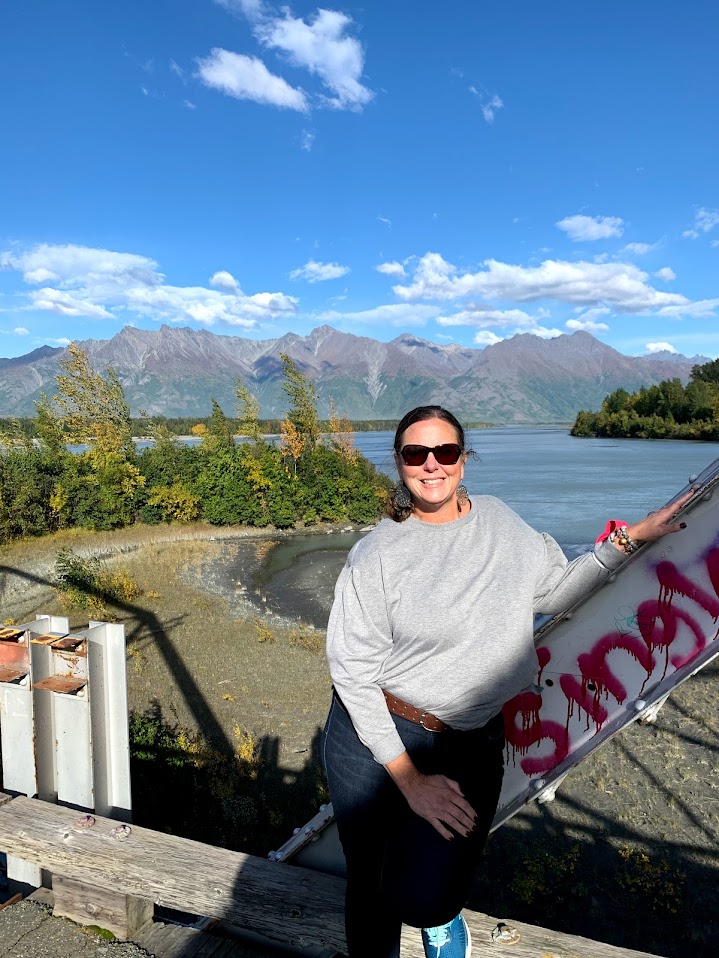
left=321, top=690, right=505, bottom=958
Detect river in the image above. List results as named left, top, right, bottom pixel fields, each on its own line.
left=211, top=427, right=719, bottom=629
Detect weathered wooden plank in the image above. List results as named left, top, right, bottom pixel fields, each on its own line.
left=0, top=794, right=664, bottom=958
left=0, top=791, right=13, bottom=808
left=53, top=874, right=153, bottom=940
left=26, top=886, right=55, bottom=908
left=400, top=911, right=667, bottom=958
left=137, top=920, right=170, bottom=952
left=0, top=796, right=346, bottom=953
left=146, top=924, right=203, bottom=958
left=182, top=933, right=230, bottom=958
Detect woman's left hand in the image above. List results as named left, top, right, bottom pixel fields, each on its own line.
left=624, top=488, right=695, bottom=545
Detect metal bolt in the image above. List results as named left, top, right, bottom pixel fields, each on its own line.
left=109, top=824, right=131, bottom=840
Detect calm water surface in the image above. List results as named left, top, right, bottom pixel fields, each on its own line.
left=213, top=428, right=719, bottom=629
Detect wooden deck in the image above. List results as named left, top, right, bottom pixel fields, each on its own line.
left=0, top=792, right=667, bottom=958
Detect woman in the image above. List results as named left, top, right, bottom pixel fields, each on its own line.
left=322, top=405, right=690, bottom=958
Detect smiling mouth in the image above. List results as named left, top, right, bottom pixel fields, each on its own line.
left=420, top=478, right=446, bottom=485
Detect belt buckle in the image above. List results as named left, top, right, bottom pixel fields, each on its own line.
left=419, top=711, right=439, bottom=732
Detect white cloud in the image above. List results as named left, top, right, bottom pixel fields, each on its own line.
left=528, top=326, right=563, bottom=339
left=556, top=214, right=624, bottom=242
left=469, top=87, right=504, bottom=123
left=376, top=261, right=406, bottom=278
left=1, top=244, right=160, bottom=289
left=646, top=342, right=677, bottom=354
left=393, top=252, right=692, bottom=313
left=565, top=317, right=610, bottom=333
left=437, top=306, right=541, bottom=329
left=13, top=327, right=29, bottom=335
left=656, top=298, right=719, bottom=319
left=24, top=267, right=58, bottom=283
left=256, top=8, right=373, bottom=111
left=317, top=303, right=440, bottom=326
left=566, top=307, right=611, bottom=334
left=300, top=129, right=315, bottom=151
left=184, top=99, right=197, bottom=110
left=473, top=330, right=503, bottom=346
left=481, top=94, right=504, bottom=124
left=654, top=266, right=676, bottom=281
left=682, top=207, right=719, bottom=239
left=619, top=242, right=656, bottom=255
left=1, top=243, right=298, bottom=328
left=377, top=216, right=392, bottom=228
left=196, top=49, right=307, bottom=111
left=47, top=337, right=72, bottom=346
left=290, top=259, right=349, bottom=283
left=214, top=1, right=372, bottom=111
left=31, top=288, right=113, bottom=318
left=210, top=270, right=241, bottom=292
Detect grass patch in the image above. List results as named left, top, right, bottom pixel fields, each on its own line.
left=54, top=549, right=140, bottom=620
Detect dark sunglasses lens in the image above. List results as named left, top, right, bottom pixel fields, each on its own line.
left=401, top=445, right=428, bottom=465
left=434, top=444, right=462, bottom=464
left=401, top=444, right=462, bottom=465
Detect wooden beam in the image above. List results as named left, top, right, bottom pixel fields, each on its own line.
left=53, top=875, right=153, bottom=940
left=0, top=795, right=664, bottom=958
left=0, top=792, right=13, bottom=808
left=0, top=796, right=346, bottom=953
left=401, top=914, right=667, bottom=958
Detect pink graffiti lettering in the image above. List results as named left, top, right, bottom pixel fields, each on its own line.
left=637, top=601, right=708, bottom=672
left=655, top=559, right=719, bottom=618
left=503, top=690, right=569, bottom=775
left=503, top=542, right=719, bottom=778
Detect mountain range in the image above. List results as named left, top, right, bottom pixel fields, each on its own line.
left=0, top=325, right=709, bottom=424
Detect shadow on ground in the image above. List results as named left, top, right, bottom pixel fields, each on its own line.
left=2, top=559, right=717, bottom=958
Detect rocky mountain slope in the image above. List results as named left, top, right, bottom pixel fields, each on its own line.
left=0, top=325, right=707, bottom=424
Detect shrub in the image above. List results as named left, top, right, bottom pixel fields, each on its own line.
left=54, top=549, right=141, bottom=619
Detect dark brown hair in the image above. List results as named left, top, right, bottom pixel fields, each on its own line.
left=386, top=406, right=467, bottom=522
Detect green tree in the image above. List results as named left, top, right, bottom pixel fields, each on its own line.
left=602, top=388, right=631, bottom=414
left=236, top=381, right=262, bottom=441
left=691, top=356, right=719, bottom=386
left=37, top=343, right=144, bottom=529
left=685, top=378, right=717, bottom=422
left=204, top=399, right=235, bottom=455
left=280, top=354, right=320, bottom=449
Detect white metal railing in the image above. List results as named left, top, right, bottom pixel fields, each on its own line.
left=0, top=615, right=130, bottom=888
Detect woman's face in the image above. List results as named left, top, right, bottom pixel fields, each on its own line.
left=396, top=417, right=465, bottom=523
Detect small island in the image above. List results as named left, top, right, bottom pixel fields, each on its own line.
left=571, top=358, right=719, bottom=440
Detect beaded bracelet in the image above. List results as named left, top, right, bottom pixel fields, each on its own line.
left=608, top=526, right=640, bottom=555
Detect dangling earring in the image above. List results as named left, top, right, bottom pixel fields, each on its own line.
left=394, top=482, right=412, bottom=509
left=456, top=484, right=469, bottom=512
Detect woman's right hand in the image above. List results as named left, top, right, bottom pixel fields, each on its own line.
left=384, top=751, right=477, bottom=840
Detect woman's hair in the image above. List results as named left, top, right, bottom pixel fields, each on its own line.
left=386, top=405, right=467, bottom=522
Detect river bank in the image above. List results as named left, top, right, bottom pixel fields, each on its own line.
left=0, top=520, right=367, bottom=771
left=1, top=517, right=718, bottom=955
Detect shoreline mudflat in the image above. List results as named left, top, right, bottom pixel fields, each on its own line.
left=1, top=521, right=717, bottom=957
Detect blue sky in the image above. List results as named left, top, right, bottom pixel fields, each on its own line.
left=1, top=0, right=717, bottom=360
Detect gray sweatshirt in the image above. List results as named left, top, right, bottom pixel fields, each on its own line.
left=326, top=495, right=625, bottom=765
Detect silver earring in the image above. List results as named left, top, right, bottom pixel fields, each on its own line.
left=457, top=484, right=468, bottom=510
left=394, top=482, right=412, bottom=509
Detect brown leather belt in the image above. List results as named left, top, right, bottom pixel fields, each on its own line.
left=383, top=690, right=449, bottom=732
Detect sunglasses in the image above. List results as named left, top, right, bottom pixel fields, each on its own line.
left=399, top=443, right=463, bottom=466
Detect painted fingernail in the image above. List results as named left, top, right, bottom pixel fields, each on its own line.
left=680, top=522, right=687, bottom=529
